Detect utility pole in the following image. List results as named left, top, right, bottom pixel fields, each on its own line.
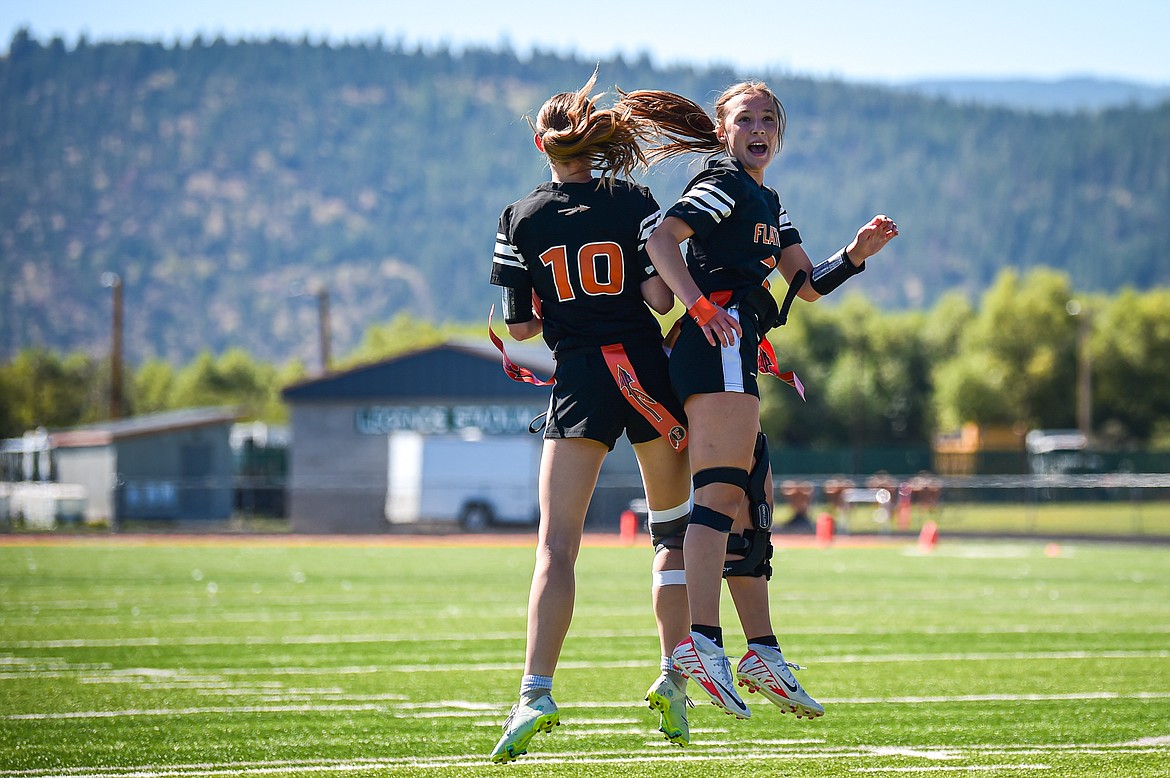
left=1067, top=300, right=1092, bottom=436
left=316, top=286, right=332, bottom=374
left=290, top=282, right=332, bottom=375
left=101, top=272, right=124, bottom=419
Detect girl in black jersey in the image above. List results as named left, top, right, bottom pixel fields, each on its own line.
left=624, top=82, right=898, bottom=721
left=487, top=73, right=695, bottom=762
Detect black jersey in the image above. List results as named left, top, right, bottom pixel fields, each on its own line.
left=491, top=178, right=663, bottom=353
left=665, top=157, right=802, bottom=299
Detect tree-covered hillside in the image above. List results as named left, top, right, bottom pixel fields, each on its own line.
left=2, top=31, right=1168, bottom=366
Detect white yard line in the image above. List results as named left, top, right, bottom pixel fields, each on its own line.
left=6, top=691, right=1170, bottom=720
left=2, top=738, right=1168, bottom=778
left=2, top=648, right=1167, bottom=684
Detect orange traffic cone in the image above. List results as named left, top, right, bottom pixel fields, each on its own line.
left=620, top=510, right=637, bottom=545
left=816, top=513, right=835, bottom=546
left=918, top=520, right=939, bottom=552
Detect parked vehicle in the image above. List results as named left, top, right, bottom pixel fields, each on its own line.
left=1026, top=429, right=1103, bottom=475
left=385, top=431, right=540, bottom=530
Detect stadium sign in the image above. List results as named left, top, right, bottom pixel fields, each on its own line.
left=355, top=404, right=544, bottom=436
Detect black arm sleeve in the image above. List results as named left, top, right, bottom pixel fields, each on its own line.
left=809, top=248, right=865, bottom=296
left=501, top=281, right=534, bottom=325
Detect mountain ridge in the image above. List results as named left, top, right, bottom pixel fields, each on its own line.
left=2, top=33, right=1167, bottom=366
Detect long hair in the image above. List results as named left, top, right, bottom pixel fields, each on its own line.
left=528, top=70, right=649, bottom=184
left=617, top=81, right=786, bottom=164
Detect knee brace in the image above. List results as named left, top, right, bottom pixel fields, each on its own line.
left=723, top=528, right=774, bottom=579
left=690, top=466, right=749, bottom=533
left=747, top=432, right=773, bottom=531
left=723, top=434, right=773, bottom=578
left=648, top=497, right=691, bottom=554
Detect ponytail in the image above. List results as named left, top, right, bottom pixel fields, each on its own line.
left=528, top=70, right=649, bottom=184
left=616, top=89, right=722, bottom=163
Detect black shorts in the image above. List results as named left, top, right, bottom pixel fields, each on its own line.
left=545, top=340, right=686, bottom=450
left=668, top=308, right=762, bottom=402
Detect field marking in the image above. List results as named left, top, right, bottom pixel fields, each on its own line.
left=852, top=767, right=1051, bottom=773
left=6, top=736, right=1170, bottom=778
left=6, top=621, right=1170, bottom=650
left=5, top=626, right=1170, bottom=667
left=3, top=649, right=1167, bottom=686
left=7, top=611, right=1170, bottom=634
left=7, top=691, right=1170, bottom=721
left=1129, top=735, right=1170, bottom=745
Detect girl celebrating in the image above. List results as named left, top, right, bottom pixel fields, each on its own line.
left=626, top=81, right=899, bottom=719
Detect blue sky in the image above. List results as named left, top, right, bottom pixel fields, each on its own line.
left=4, top=0, right=1170, bottom=85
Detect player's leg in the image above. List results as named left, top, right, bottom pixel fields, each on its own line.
left=632, top=435, right=693, bottom=745
left=524, top=436, right=607, bottom=675
left=726, top=555, right=823, bottom=718
left=724, top=448, right=823, bottom=719
left=491, top=437, right=606, bottom=763
left=672, top=390, right=759, bottom=719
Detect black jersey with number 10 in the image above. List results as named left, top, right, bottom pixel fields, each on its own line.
left=491, top=179, right=663, bottom=354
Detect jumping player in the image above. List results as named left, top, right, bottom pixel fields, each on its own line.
left=487, top=72, right=695, bottom=763
left=625, top=82, right=899, bottom=720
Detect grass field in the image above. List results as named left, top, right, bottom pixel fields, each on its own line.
left=2, top=534, right=1169, bottom=777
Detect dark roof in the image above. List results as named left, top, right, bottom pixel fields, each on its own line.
left=50, top=407, right=240, bottom=448
left=281, top=339, right=556, bottom=403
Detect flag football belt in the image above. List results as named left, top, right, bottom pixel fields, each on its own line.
left=700, top=276, right=807, bottom=401
left=488, top=305, right=555, bottom=386
left=600, top=343, right=687, bottom=452
left=488, top=306, right=687, bottom=451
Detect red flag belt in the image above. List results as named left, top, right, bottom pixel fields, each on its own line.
left=600, top=343, right=688, bottom=452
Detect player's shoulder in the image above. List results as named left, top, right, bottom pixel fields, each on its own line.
left=686, top=157, right=747, bottom=193
left=501, top=183, right=564, bottom=225
left=602, top=177, right=657, bottom=204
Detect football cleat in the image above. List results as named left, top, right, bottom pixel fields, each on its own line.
left=736, top=645, right=824, bottom=719
left=489, top=693, right=561, bottom=764
left=645, top=672, right=693, bottom=746
left=671, top=632, right=750, bottom=719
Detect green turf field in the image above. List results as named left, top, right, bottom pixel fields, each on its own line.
left=2, top=536, right=1168, bottom=777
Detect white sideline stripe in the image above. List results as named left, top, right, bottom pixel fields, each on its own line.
left=3, top=649, right=1167, bottom=682
left=4, top=703, right=386, bottom=720
left=1129, top=735, right=1170, bottom=745
left=7, top=624, right=1170, bottom=650
left=0, top=735, right=1165, bottom=775
left=852, top=767, right=1051, bottom=773
left=246, top=647, right=1169, bottom=672
left=834, top=691, right=1170, bottom=704
left=7, top=691, right=1170, bottom=720
left=2, top=739, right=1165, bottom=778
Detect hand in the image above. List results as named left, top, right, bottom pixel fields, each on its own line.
left=700, top=304, right=742, bottom=348
left=848, top=215, right=899, bottom=263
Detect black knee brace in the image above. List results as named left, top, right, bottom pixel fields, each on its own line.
left=724, top=529, right=774, bottom=579
left=724, top=433, right=774, bottom=578
left=689, top=504, right=735, bottom=533
left=690, top=466, right=749, bottom=533
left=648, top=508, right=689, bottom=553
left=747, top=432, right=772, bottom=531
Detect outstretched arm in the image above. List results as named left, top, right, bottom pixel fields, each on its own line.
left=779, top=214, right=899, bottom=302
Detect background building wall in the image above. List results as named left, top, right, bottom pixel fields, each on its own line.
left=287, top=403, right=389, bottom=533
